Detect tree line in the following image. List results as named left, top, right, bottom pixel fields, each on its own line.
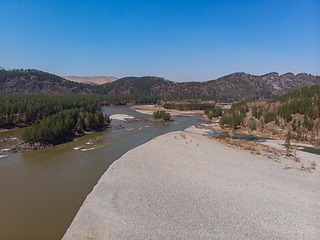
left=22, top=108, right=111, bottom=143
left=219, top=101, right=248, bottom=129
left=6, top=68, right=316, bottom=103
left=218, top=85, right=320, bottom=139
left=204, top=108, right=222, bottom=119
left=0, top=95, right=101, bottom=127
left=152, top=111, right=171, bottom=120
left=163, top=103, right=214, bottom=111
left=0, top=93, right=164, bottom=127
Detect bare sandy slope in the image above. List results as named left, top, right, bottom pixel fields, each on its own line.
left=63, top=130, right=320, bottom=239
left=63, top=76, right=117, bottom=85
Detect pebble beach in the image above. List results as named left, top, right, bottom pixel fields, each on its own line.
left=63, top=128, right=320, bottom=239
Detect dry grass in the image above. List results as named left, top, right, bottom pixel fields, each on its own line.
left=219, top=138, right=262, bottom=155
left=180, top=133, right=186, bottom=139
left=209, top=125, right=318, bottom=173
left=213, top=137, right=292, bottom=161
left=294, top=160, right=317, bottom=172
left=311, top=161, right=316, bottom=170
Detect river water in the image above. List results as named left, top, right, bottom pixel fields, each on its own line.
left=0, top=106, right=204, bottom=240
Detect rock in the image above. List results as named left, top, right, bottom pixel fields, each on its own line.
left=1, top=141, right=53, bottom=153
left=111, top=124, right=125, bottom=130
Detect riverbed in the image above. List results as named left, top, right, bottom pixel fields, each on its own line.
left=0, top=105, right=205, bottom=240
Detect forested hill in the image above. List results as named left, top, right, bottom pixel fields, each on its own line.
left=200, top=72, right=320, bottom=101
left=162, top=72, right=320, bottom=101
left=219, top=84, right=320, bottom=138
left=1, top=68, right=320, bottom=102
left=94, top=76, right=173, bottom=95
left=0, top=69, right=95, bottom=94
left=90, top=72, right=320, bottom=101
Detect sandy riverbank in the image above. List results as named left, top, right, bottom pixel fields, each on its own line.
left=63, top=127, right=320, bottom=239
left=131, top=104, right=204, bottom=116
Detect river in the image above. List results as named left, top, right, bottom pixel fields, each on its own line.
left=0, top=105, right=204, bottom=240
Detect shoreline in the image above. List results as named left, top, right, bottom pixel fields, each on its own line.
left=196, top=120, right=320, bottom=149
left=62, top=126, right=320, bottom=239
left=1, top=125, right=114, bottom=154
left=131, top=104, right=204, bottom=116
left=124, top=118, right=173, bottom=123
left=0, top=123, right=30, bottom=133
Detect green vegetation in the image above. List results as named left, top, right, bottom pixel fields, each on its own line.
left=219, top=116, right=244, bottom=130
left=0, top=69, right=161, bottom=104
left=163, top=103, right=214, bottom=111
left=219, top=101, right=248, bottom=129
left=22, top=108, right=111, bottom=143
left=0, top=68, right=91, bottom=94
left=100, top=94, right=159, bottom=105
left=292, top=119, right=297, bottom=131
left=2, top=68, right=320, bottom=144
left=303, top=115, right=314, bottom=131
left=263, top=112, right=277, bottom=123
left=204, top=108, right=222, bottom=119
left=99, top=76, right=172, bottom=95
left=0, top=93, right=163, bottom=128
left=3, top=68, right=319, bottom=103
left=219, top=85, right=320, bottom=144
left=270, top=85, right=320, bottom=119
left=0, top=95, right=101, bottom=127
left=0, top=94, right=114, bottom=143
left=152, top=111, right=171, bottom=121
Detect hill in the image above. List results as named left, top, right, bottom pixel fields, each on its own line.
left=218, top=84, right=320, bottom=144
left=95, top=76, right=173, bottom=95
left=1, top=68, right=319, bottom=102
left=0, top=69, right=95, bottom=94
left=96, top=72, right=320, bottom=102
left=172, top=72, right=320, bottom=101
left=63, top=76, right=118, bottom=85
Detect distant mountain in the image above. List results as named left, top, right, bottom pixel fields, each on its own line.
left=190, top=72, right=320, bottom=101
left=0, top=69, right=95, bottom=94
left=221, top=84, right=320, bottom=135
left=63, top=76, right=118, bottom=85
left=1, top=68, right=319, bottom=102
left=99, top=72, right=320, bottom=102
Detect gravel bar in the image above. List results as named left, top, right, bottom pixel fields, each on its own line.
left=63, top=131, right=320, bottom=239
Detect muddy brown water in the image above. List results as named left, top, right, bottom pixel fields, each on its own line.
left=0, top=106, right=204, bottom=240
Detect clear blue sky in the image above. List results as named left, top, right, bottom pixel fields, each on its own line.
left=1, top=0, right=319, bottom=82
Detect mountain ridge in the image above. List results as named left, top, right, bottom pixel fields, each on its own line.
left=1, top=68, right=319, bottom=102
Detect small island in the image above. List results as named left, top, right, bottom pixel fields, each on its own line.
left=125, top=111, right=172, bottom=123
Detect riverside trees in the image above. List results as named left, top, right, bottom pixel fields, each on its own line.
left=163, top=103, right=214, bottom=111
left=21, top=109, right=111, bottom=143
left=152, top=111, right=171, bottom=121
left=0, top=95, right=101, bottom=127
left=218, top=85, right=320, bottom=140
left=219, top=101, right=248, bottom=129
left=0, top=94, right=112, bottom=143
left=204, top=108, right=222, bottom=119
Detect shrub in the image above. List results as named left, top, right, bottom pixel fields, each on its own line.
left=205, top=108, right=223, bottom=119
left=153, top=111, right=171, bottom=120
